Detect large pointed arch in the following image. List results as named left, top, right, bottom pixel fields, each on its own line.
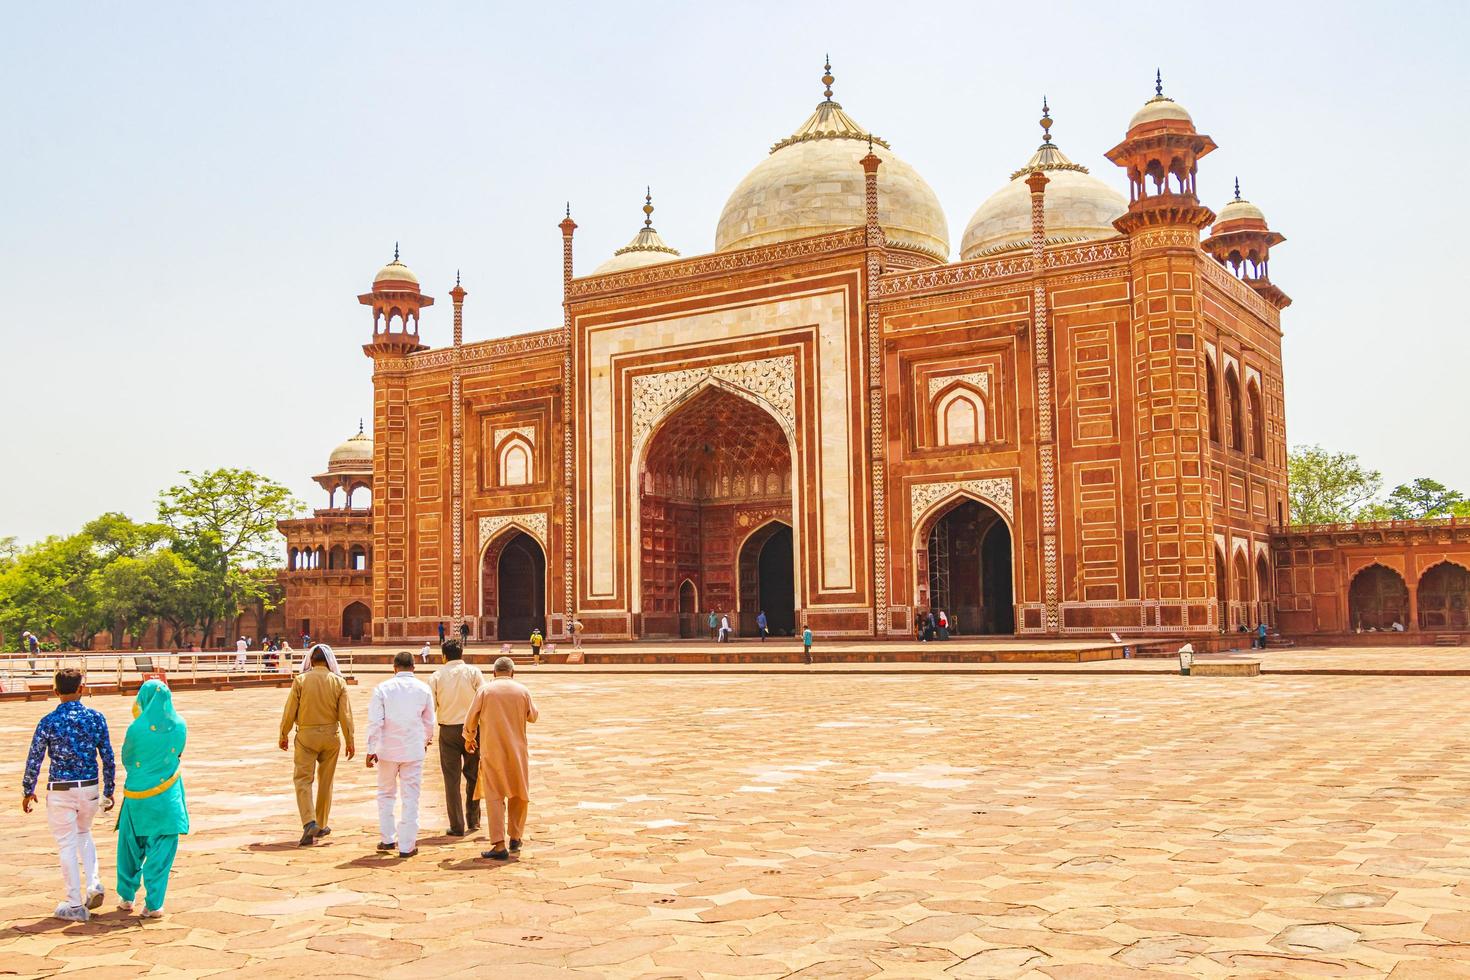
left=912, top=487, right=1017, bottom=636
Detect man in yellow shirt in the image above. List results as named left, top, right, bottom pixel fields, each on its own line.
left=427, top=638, right=484, bottom=836
left=278, top=648, right=355, bottom=846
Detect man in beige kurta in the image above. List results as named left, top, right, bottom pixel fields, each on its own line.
left=278, top=647, right=355, bottom=846
left=463, top=656, right=538, bottom=860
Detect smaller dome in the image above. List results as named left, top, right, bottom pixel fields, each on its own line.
left=960, top=105, right=1126, bottom=260
left=1211, top=179, right=1270, bottom=232
left=593, top=189, right=682, bottom=275
left=327, top=424, right=373, bottom=473
left=1127, top=73, right=1194, bottom=131
left=373, top=244, right=419, bottom=287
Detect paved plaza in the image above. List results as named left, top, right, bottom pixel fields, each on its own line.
left=4, top=665, right=1470, bottom=978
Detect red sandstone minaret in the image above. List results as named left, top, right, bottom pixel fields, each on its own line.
left=1106, top=73, right=1221, bottom=633
left=1202, top=179, right=1291, bottom=309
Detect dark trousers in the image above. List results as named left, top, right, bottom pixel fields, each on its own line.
left=438, top=723, right=480, bottom=834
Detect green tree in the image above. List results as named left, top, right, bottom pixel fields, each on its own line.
left=1287, top=445, right=1384, bottom=525
left=0, top=534, right=110, bottom=649
left=1385, top=478, right=1467, bottom=520
left=157, top=468, right=301, bottom=645
left=82, top=512, right=166, bottom=561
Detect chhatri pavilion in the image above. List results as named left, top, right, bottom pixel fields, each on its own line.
left=282, top=62, right=1380, bottom=646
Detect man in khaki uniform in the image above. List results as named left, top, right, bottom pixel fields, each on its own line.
left=427, top=637, right=483, bottom=837
left=278, top=647, right=355, bottom=845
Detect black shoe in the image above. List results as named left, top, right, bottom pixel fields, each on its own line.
left=482, top=848, right=510, bottom=861
left=509, top=839, right=522, bottom=852
left=447, top=828, right=466, bottom=837
left=398, top=848, right=418, bottom=858
left=376, top=841, right=397, bottom=852
left=315, top=826, right=331, bottom=838
left=299, top=822, right=318, bottom=846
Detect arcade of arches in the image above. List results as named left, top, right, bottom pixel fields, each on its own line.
left=482, top=530, right=547, bottom=641
left=916, top=498, right=1014, bottom=635
left=638, top=386, right=794, bottom=638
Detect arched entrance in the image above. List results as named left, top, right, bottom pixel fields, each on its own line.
left=1232, top=551, right=1251, bottom=630
left=1418, top=561, right=1470, bottom=630
left=637, top=384, right=793, bottom=637
left=738, top=522, right=795, bottom=636
left=1349, top=564, right=1409, bottom=631
left=482, top=531, right=546, bottom=641
left=919, top=498, right=1013, bottom=635
left=677, top=579, right=699, bottom=638
left=341, top=601, right=371, bottom=644
left=1256, top=553, right=1272, bottom=626
left=1215, top=546, right=1228, bottom=630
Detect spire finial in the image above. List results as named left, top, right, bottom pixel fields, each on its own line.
left=821, top=55, right=834, bottom=101
left=455, top=268, right=461, bottom=286
left=643, top=186, right=654, bottom=228
left=357, top=418, right=364, bottom=436
left=1040, top=96, right=1053, bottom=144
left=565, top=201, right=571, bottom=218
left=867, top=131, right=873, bottom=152
left=393, top=241, right=399, bottom=263
left=1233, top=176, right=1242, bottom=201
left=1155, top=69, right=1163, bottom=97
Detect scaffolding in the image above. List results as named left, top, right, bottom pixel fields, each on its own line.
left=927, top=521, right=951, bottom=614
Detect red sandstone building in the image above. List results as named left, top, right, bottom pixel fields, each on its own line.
left=276, top=66, right=1468, bottom=646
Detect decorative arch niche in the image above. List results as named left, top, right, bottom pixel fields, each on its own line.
left=934, top=384, right=987, bottom=447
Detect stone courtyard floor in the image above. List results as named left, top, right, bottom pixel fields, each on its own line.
left=4, top=668, right=1470, bottom=978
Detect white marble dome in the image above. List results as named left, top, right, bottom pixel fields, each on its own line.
left=373, top=255, right=418, bottom=287
left=593, top=191, right=682, bottom=275
left=327, top=427, right=373, bottom=473
left=960, top=135, right=1126, bottom=260
left=1128, top=95, right=1194, bottom=131
left=715, top=68, right=949, bottom=262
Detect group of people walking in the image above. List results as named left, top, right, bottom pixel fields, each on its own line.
left=22, top=671, right=188, bottom=921
left=23, top=637, right=539, bottom=923
left=279, top=638, right=538, bottom=861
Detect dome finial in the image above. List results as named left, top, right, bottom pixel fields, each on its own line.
left=1040, top=96, right=1053, bottom=144
left=821, top=55, right=834, bottom=102
left=1155, top=69, right=1163, bottom=97
left=357, top=418, right=364, bottom=436
left=393, top=241, right=399, bottom=263
left=1233, top=176, right=1242, bottom=201
left=455, top=268, right=461, bottom=286
left=643, top=186, right=654, bottom=228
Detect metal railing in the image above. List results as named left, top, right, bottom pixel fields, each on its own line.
left=0, top=649, right=356, bottom=695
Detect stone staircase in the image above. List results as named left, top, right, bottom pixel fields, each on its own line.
left=1434, top=634, right=1463, bottom=647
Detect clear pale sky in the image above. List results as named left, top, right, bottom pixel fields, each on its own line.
left=3, top=2, right=1467, bottom=546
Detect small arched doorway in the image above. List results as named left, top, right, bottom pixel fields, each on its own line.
left=488, top=531, right=546, bottom=641
left=1418, top=562, right=1470, bottom=630
left=1255, top=553, right=1272, bottom=626
left=1349, top=564, right=1409, bottom=631
left=738, top=522, right=795, bottom=636
left=677, top=579, right=699, bottom=638
left=341, top=601, right=371, bottom=644
left=919, top=498, right=1013, bottom=635
left=1232, top=551, right=1251, bottom=630
left=1214, top=546, right=1228, bottom=629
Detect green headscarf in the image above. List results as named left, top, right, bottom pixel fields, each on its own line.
left=119, top=680, right=189, bottom=836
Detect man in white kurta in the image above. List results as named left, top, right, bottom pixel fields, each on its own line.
left=464, top=656, right=538, bottom=860
left=366, top=651, right=435, bottom=857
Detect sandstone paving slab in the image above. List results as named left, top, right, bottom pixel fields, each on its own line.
left=6, top=672, right=1470, bottom=976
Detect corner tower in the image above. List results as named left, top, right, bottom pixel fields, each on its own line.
left=360, top=246, right=433, bottom=641
left=1106, top=74, right=1220, bottom=632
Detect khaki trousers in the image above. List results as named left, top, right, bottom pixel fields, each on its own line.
left=293, top=724, right=340, bottom=828
left=485, top=797, right=528, bottom=845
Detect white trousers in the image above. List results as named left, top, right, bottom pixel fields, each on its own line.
left=376, top=759, right=423, bottom=853
left=46, top=786, right=101, bottom=907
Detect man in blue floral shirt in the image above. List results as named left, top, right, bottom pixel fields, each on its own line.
left=22, top=668, right=116, bottom=922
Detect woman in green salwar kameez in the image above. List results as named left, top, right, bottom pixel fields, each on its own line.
left=116, top=680, right=189, bottom=918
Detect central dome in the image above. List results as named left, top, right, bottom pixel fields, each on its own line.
left=715, top=63, right=949, bottom=262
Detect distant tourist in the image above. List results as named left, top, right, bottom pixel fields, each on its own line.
left=802, top=625, right=814, bottom=664
left=570, top=614, right=584, bottom=650
left=458, top=622, right=470, bottom=645
left=115, top=680, right=188, bottom=919
left=366, top=651, right=435, bottom=858
left=279, top=647, right=355, bottom=846
left=437, top=621, right=446, bottom=645
left=429, top=638, right=483, bottom=837
left=718, top=613, right=732, bottom=643
left=530, top=627, right=544, bottom=663
left=756, top=610, right=768, bottom=642
left=707, top=611, right=718, bottom=640
left=464, top=656, right=539, bottom=861
left=418, top=640, right=432, bottom=664
left=1256, top=622, right=1269, bottom=650
left=21, top=668, right=115, bottom=922
left=234, top=637, right=248, bottom=671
